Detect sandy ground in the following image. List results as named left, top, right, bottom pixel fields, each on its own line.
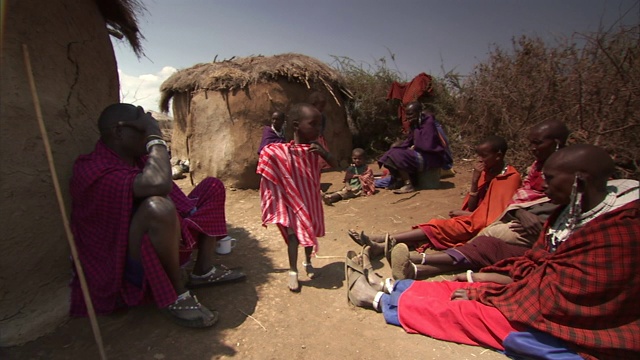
left=4, top=162, right=508, bottom=360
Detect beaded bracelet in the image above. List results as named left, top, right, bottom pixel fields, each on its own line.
left=466, top=269, right=474, bottom=283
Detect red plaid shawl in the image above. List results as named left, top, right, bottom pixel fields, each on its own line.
left=69, top=141, right=227, bottom=316
left=478, top=200, right=640, bottom=359
left=257, top=142, right=324, bottom=248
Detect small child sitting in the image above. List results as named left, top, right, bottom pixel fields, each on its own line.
left=324, top=148, right=375, bottom=204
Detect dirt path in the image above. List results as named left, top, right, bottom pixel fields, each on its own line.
left=4, top=162, right=508, bottom=360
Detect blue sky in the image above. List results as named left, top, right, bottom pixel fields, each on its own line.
left=113, top=0, right=639, bottom=112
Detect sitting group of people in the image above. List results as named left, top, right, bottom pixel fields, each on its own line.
left=70, top=99, right=639, bottom=358
left=344, top=119, right=639, bottom=359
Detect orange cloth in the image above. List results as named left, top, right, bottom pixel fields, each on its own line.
left=415, top=165, right=521, bottom=250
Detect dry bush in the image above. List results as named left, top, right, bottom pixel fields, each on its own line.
left=331, top=55, right=405, bottom=152
left=455, top=25, right=640, bottom=179
left=331, top=55, right=460, bottom=157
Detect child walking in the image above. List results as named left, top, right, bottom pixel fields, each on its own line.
left=323, top=148, right=375, bottom=204
left=257, top=103, right=338, bottom=292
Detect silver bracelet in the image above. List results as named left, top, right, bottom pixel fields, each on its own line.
left=466, top=270, right=474, bottom=283
left=146, top=139, right=168, bottom=153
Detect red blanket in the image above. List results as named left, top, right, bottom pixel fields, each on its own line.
left=257, top=142, right=324, bottom=248
left=386, top=73, right=434, bottom=133
left=69, top=141, right=227, bottom=316
left=478, top=200, right=640, bottom=359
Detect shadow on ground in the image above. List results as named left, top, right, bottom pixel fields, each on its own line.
left=3, top=225, right=273, bottom=360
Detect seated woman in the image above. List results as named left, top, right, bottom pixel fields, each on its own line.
left=378, top=101, right=447, bottom=194
left=390, top=120, right=570, bottom=280
left=345, top=145, right=640, bottom=360
left=350, top=135, right=521, bottom=255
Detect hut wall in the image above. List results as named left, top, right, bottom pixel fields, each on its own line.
left=0, top=0, right=119, bottom=345
left=172, top=80, right=352, bottom=189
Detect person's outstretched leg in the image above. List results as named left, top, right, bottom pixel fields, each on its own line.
left=393, top=249, right=466, bottom=280
left=348, top=229, right=430, bottom=253
left=128, top=196, right=185, bottom=294
left=129, top=196, right=218, bottom=328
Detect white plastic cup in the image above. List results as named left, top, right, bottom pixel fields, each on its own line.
left=216, top=236, right=237, bottom=255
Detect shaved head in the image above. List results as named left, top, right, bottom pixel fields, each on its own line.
left=405, top=101, right=422, bottom=112
left=545, top=144, right=614, bottom=189
left=532, top=119, right=570, bottom=144
left=98, top=103, right=144, bottom=138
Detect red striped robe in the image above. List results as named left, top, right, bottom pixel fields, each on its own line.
left=257, top=142, right=325, bottom=248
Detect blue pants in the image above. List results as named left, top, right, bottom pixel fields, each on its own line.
left=380, top=279, right=414, bottom=326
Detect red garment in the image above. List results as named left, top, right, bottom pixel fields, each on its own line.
left=386, top=73, right=434, bottom=133
left=416, top=166, right=521, bottom=249
left=510, top=160, right=546, bottom=204
left=343, top=165, right=375, bottom=196
left=257, top=142, right=325, bottom=248
left=477, top=200, right=640, bottom=360
left=398, top=281, right=518, bottom=350
left=69, top=141, right=227, bottom=316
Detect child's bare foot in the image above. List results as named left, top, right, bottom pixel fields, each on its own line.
left=303, top=262, right=318, bottom=279
left=288, top=271, right=300, bottom=292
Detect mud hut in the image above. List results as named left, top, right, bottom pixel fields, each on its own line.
left=0, top=0, right=143, bottom=345
left=159, top=53, right=353, bottom=189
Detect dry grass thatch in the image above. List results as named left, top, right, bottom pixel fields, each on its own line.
left=96, top=0, right=145, bottom=56
left=159, top=53, right=350, bottom=112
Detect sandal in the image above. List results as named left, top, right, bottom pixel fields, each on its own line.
left=391, top=243, right=415, bottom=280
left=361, top=251, right=384, bottom=292
left=162, top=292, right=218, bottom=328
left=384, top=234, right=396, bottom=265
left=345, top=261, right=366, bottom=306
left=188, top=265, right=246, bottom=288
left=347, top=230, right=385, bottom=247
left=345, top=250, right=364, bottom=276
left=393, top=184, right=416, bottom=194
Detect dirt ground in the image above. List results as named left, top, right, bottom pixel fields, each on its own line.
left=4, top=161, right=508, bottom=360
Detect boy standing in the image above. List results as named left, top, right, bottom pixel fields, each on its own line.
left=257, top=103, right=337, bottom=292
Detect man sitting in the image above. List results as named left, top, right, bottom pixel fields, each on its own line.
left=346, top=144, right=639, bottom=359
left=69, top=103, right=245, bottom=328
left=377, top=101, right=448, bottom=194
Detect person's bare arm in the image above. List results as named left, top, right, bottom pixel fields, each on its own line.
left=465, top=161, right=484, bottom=211
left=454, top=271, right=513, bottom=285
left=132, top=113, right=173, bottom=198
left=310, top=141, right=339, bottom=168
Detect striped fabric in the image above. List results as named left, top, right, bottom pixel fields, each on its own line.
left=257, top=142, right=324, bottom=248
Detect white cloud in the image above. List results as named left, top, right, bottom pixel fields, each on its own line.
left=118, top=66, right=177, bottom=113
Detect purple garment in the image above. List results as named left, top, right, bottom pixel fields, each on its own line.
left=258, top=126, right=286, bottom=154
left=378, top=114, right=446, bottom=174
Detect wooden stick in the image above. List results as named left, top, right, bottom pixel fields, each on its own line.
left=22, top=44, right=108, bottom=360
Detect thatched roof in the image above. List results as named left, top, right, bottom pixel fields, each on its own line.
left=159, top=53, right=351, bottom=112
left=96, top=0, right=145, bottom=56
